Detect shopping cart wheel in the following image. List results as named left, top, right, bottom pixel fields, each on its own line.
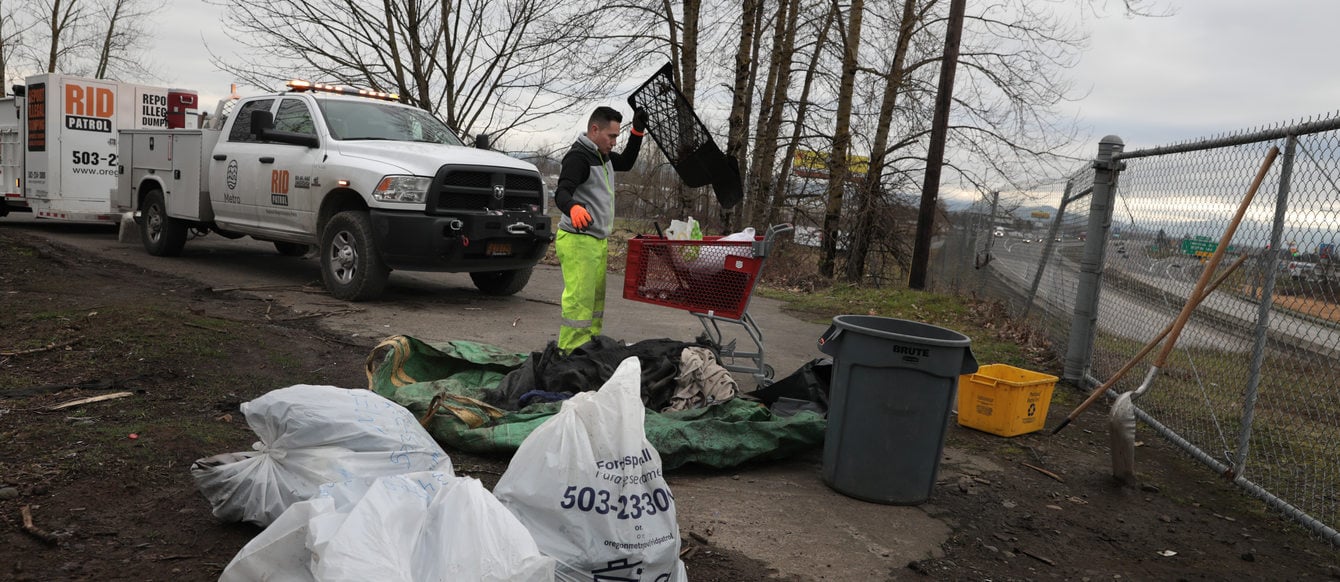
left=762, top=364, right=775, bottom=380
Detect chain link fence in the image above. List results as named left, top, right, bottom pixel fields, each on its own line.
left=940, top=118, right=1340, bottom=544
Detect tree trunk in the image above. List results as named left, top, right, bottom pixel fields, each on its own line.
left=680, top=0, right=700, bottom=105
left=94, top=0, right=123, bottom=78
left=765, top=4, right=834, bottom=228
left=842, top=0, right=917, bottom=283
left=746, top=0, right=800, bottom=229
left=817, top=0, right=864, bottom=279
left=46, top=0, right=65, bottom=72
left=723, top=0, right=764, bottom=232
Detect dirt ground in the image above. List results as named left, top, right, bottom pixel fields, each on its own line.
left=2, top=229, right=1338, bottom=581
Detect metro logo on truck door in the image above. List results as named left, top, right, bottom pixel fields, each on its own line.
left=64, top=84, right=115, bottom=133
left=270, top=169, right=290, bottom=206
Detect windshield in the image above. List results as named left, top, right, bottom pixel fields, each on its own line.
left=316, top=99, right=464, bottom=146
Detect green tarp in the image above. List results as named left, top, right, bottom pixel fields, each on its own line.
left=365, top=335, right=826, bottom=470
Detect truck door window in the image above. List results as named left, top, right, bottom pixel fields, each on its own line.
left=227, top=99, right=276, bottom=143
left=274, top=99, right=317, bottom=137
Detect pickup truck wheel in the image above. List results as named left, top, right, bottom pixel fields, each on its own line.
left=320, top=211, right=388, bottom=301
left=470, top=267, right=533, bottom=296
left=274, top=242, right=310, bottom=257
left=141, top=189, right=187, bottom=256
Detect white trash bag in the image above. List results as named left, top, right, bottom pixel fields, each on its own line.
left=191, top=384, right=453, bottom=526
left=221, top=471, right=554, bottom=582
left=494, top=357, right=687, bottom=582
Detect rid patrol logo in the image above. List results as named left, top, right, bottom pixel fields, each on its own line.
left=65, top=84, right=114, bottom=133
left=271, top=169, right=290, bottom=206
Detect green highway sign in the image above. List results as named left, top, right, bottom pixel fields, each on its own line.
left=1181, top=238, right=1236, bottom=256
left=1182, top=239, right=1217, bottom=254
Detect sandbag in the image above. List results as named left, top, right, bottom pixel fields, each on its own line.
left=493, top=357, right=686, bottom=582
left=191, top=384, right=452, bottom=526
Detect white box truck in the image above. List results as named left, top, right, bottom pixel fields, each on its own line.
left=115, top=80, right=553, bottom=301
left=0, top=73, right=197, bottom=221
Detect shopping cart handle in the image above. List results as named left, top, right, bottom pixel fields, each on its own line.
left=754, top=223, right=794, bottom=257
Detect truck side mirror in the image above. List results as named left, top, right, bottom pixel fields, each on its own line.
left=250, top=110, right=274, bottom=138
left=248, top=109, right=319, bottom=148
left=475, top=133, right=490, bottom=150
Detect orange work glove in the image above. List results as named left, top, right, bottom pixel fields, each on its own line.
left=569, top=204, right=592, bottom=230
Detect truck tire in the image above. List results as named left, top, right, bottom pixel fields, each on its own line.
left=141, top=189, right=187, bottom=257
left=274, top=242, right=310, bottom=257
left=470, top=267, right=533, bottom=296
left=320, top=211, right=389, bottom=301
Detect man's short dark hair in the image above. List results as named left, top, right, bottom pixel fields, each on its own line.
left=589, top=106, right=623, bottom=128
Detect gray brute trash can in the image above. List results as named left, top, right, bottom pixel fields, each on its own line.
left=818, top=315, right=978, bottom=505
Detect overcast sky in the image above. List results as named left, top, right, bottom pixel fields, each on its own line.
left=150, top=1, right=1337, bottom=183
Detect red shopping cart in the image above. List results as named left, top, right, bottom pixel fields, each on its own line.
left=623, top=224, right=793, bottom=381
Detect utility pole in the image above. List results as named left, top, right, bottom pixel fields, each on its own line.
left=908, top=0, right=967, bottom=289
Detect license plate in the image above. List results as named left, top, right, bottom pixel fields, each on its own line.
left=486, top=241, right=512, bottom=256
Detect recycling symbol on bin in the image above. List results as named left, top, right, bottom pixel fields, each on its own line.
left=1027, top=403, right=1037, bottom=416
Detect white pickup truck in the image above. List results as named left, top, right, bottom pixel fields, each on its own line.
left=115, top=80, right=553, bottom=300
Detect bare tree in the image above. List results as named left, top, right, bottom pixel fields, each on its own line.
left=841, top=0, right=917, bottom=283
left=91, top=0, right=162, bottom=79
left=0, top=0, right=32, bottom=91
left=763, top=4, right=834, bottom=229
left=816, top=0, right=863, bottom=279
left=209, top=0, right=620, bottom=140
left=741, top=0, right=798, bottom=227
left=28, top=0, right=89, bottom=74
left=721, top=0, right=764, bottom=230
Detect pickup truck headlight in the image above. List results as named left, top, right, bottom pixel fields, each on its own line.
left=373, top=176, right=432, bottom=204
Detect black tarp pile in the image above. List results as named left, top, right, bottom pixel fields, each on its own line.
left=364, top=335, right=827, bottom=469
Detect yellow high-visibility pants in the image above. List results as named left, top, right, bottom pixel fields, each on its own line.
left=556, top=230, right=607, bottom=353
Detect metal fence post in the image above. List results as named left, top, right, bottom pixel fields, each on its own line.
left=1234, top=135, right=1295, bottom=478
left=1063, top=135, right=1123, bottom=382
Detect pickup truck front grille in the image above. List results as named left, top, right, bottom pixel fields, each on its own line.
left=428, top=166, right=544, bottom=213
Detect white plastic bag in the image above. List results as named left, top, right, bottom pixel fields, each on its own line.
left=662, top=217, right=702, bottom=241
left=689, top=226, right=756, bottom=273
left=493, top=357, right=686, bottom=582
left=191, top=384, right=453, bottom=526
left=220, top=471, right=554, bottom=582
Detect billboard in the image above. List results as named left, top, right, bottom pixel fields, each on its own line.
left=792, top=150, right=869, bottom=179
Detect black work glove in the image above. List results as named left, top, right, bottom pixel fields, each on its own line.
left=633, top=108, right=649, bottom=133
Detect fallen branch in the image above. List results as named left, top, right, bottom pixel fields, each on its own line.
left=20, top=505, right=59, bottom=545
left=183, top=322, right=228, bottom=334
left=210, top=284, right=308, bottom=293
left=1021, top=462, right=1065, bottom=483
left=1018, top=547, right=1055, bottom=566
left=49, top=392, right=133, bottom=411
left=0, top=337, right=83, bottom=357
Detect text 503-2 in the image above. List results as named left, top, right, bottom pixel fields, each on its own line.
left=559, top=485, right=672, bottom=520
left=71, top=151, right=117, bottom=166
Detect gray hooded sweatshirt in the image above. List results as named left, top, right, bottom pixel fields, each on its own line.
left=553, top=132, right=643, bottom=240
